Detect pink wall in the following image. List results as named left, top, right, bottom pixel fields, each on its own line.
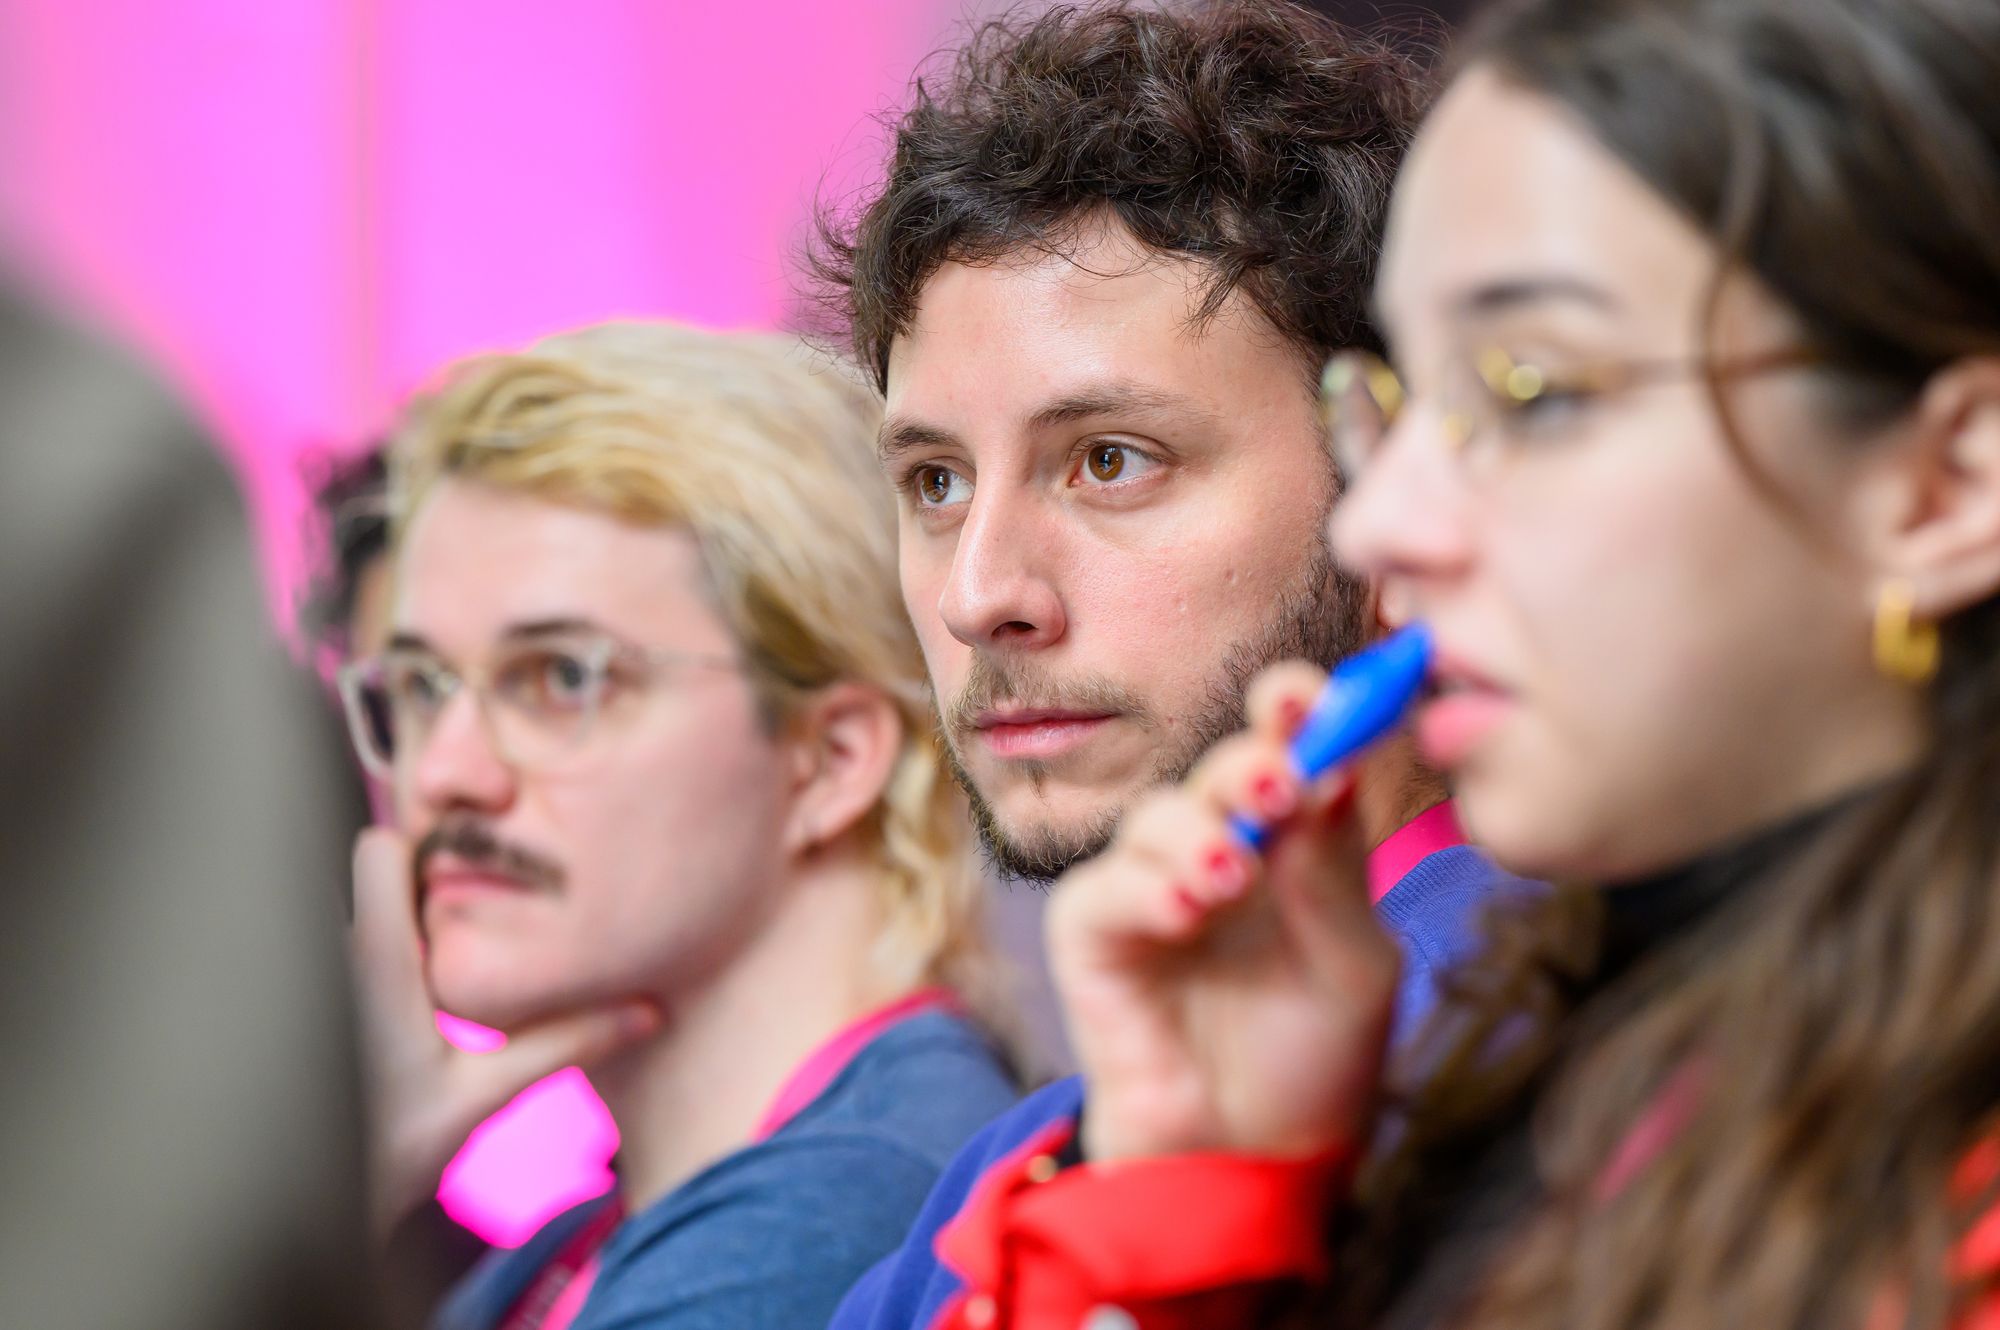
left=0, top=0, right=963, bottom=1246
left=0, top=0, right=950, bottom=607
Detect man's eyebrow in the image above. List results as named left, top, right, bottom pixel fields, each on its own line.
left=877, top=381, right=1221, bottom=466
left=1026, top=382, right=1220, bottom=434
left=877, top=417, right=959, bottom=466
left=382, top=618, right=609, bottom=657
left=501, top=617, right=611, bottom=641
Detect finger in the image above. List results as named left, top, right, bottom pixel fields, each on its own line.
left=1184, top=730, right=1305, bottom=830
left=1120, top=788, right=1260, bottom=912
left=349, top=827, right=439, bottom=1033
left=1262, top=776, right=1397, bottom=983
left=1244, top=660, right=1331, bottom=743
left=1052, top=791, right=1243, bottom=953
left=461, top=1002, right=662, bottom=1112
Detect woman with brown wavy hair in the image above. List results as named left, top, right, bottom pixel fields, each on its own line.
left=920, top=1, right=2000, bottom=1327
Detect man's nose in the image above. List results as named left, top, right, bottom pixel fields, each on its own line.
left=936, top=487, right=1068, bottom=652
left=406, top=691, right=519, bottom=818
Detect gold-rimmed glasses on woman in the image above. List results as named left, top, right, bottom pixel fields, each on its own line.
left=337, top=629, right=741, bottom=781
left=1320, top=344, right=1822, bottom=483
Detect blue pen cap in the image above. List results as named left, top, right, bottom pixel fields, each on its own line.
left=1229, top=623, right=1434, bottom=853
left=1289, top=622, right=1434, bottom=782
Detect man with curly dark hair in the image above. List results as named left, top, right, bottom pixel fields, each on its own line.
left=817, top=0, right=1442, bottom=884
left=813, top=4, right=1522, bottom=1328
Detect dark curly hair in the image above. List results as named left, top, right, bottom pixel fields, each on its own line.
left=300, top=444, right=389, bottom=660
left=810, top=0, right=1428, bottom=391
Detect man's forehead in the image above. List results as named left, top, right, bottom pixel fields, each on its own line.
left=878, top=374, right=1225, bottom=464
left=884, top=236, right=1309, bottom=446
left=393, top=482, right=714, bottom=646
left=892, top=240, right=1229, bottom=362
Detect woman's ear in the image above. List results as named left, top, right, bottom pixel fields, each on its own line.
left=1868, top=357, right=2000, bottom=620
left=1370, top=576, right=1409, bottom=638
left=778, top=682, right=904, bottom=861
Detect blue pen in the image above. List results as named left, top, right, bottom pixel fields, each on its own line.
left=1228, top=622, right=1434, bottom=852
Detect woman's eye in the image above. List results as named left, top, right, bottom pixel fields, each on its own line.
left=910, top=464, right=971, bottom=508
left=1506, top=385, right=1592, bottom=430
left=1075, top=442, right=1159, bottom=486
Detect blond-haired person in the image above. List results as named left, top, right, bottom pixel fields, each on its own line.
left=343, top=322, right=1019, bottom=1330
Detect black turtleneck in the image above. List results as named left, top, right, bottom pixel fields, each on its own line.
left=1375, top=796, right=1862, bottom=1330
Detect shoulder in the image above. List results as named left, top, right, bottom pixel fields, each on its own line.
left=575, top=1134, right=951, bottom=1330
left=1378, top=846, right=1541, bottom=965
left=791, top=1010, right=1025, bottom=1169
left=1377, top=848, right=1545, bottom=1040
left=432, top=1198, right=612, bottom=1330
left=826, top=1078, right=1088, bottom=1330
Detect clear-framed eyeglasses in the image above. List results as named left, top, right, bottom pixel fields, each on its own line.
left=1319, top=343, right=1822, bottom=484
left=337, top=631, right=741, bottom=781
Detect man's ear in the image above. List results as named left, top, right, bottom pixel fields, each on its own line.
left=778, top=682, right=904, bottom=860
left=1869, top=357, right=2000, bottom=621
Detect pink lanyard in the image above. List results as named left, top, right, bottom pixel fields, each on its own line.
left=501, top=987, right=964, bottom=1330
left=752, top=987, right=962, bottom=1140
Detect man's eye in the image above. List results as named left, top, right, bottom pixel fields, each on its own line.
left=389, top=663, right=450, bottom=715
left=1075, top=442, right=1158, bottom=486
left=544, top=653, right=593, bottom=700
left=910, top=464, right=971, bottom=507
left=501, top=650, right=601, bottom=712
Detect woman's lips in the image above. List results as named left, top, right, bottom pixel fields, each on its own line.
left=1414, top=689, right=1511, bottom=767
left=973, top=709, right=1116, bottom=761
left=1413, top=646, right=1516, bottom=767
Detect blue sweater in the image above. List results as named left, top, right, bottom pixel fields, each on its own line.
left=433, top=1009, right=1020, bottom=1330
left=828, top=842, right=1523, bottom=1330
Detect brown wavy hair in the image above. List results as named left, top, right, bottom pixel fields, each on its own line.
left=808, top=0, right=1426, bottom=391
left=1326, top=2, right=2000, bottom=1328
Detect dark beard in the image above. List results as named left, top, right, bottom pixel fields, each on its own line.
left=942, top=536, right=1368, bottom=884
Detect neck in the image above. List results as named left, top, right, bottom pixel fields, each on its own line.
left=589, top=843, right=910, bottom=1215
left=1354, top=729, right=1451, bottom=851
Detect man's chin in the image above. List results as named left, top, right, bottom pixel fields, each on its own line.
left=973, top=801, right=1123, bottom=883
left=426, top=951, right=580, bottom=1034
left=946, top=753, right=1131, bottom=882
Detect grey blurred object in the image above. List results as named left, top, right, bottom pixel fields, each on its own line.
left=0, top=283, right=376, bottom=1328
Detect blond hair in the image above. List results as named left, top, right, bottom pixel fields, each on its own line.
left=391, top=320, right=1007, bottom=1030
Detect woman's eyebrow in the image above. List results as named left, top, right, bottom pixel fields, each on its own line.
left=1453, top=274, right=1621, bottom=317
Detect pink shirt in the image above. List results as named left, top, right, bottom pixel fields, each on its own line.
left=1366, top=800, right=1467, bottom=903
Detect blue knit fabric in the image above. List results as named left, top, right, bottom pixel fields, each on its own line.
left=827, top=842, right=1526, bottom=1330
left=433, top=1009, right=1020, bottom=1330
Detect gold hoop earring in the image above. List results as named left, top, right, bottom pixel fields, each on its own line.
left=1873, top=580, right=1941, bottom=685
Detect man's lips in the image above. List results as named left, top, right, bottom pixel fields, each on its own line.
left=971, top=708, right=1118, bottom=761
left=421, top=854, right=539, bottom=905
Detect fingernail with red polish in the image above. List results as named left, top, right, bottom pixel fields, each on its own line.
left=1207, top=847, right=1248, bottom=898
left=1278, top=696, right=1309, bottom=731
left=1252, top=771, right=1296, bottom=819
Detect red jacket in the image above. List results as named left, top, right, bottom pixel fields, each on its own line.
left=927, top=1120, right=2000, bottom=1330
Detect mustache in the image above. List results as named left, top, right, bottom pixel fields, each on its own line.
left=940, top=653, right=1155, bottom=739
left=413, top=814, right=566, bottom=892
